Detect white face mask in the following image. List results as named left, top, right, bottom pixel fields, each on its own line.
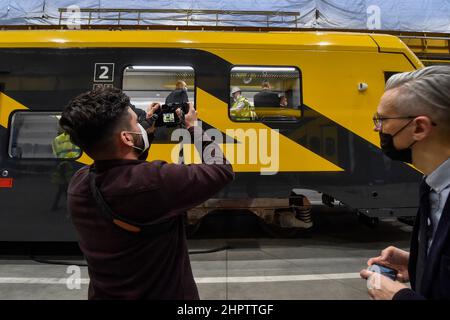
left=125, top=123, right=150, bottom=154
left=138, top=123, right=150, bottom=151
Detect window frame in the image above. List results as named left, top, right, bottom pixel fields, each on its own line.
left=7, top=110, right=82, bottom=161
left=228, top=64, right=304, bottom=124
left=121, top=64, right=197, bottom=110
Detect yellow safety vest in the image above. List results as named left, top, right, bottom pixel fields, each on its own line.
left=230, top=96, right=257, bottom=121
left=52, top=133, right=80, bottom=159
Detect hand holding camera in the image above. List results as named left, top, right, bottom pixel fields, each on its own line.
left=143, top=103, right=161, bottom=133
left=177, top=102, right=197, bottom=129
left=147, top=103, right=161, bottom=118
left=150, top=102, right=189, bottom=128
left=150, top=101, right=196, bottom=129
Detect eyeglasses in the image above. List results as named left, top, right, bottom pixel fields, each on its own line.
left=373, top=113, right=438, bottom=129
left=372, top=113, right=417, bottom=130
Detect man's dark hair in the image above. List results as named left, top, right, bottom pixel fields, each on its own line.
left=60, top=87, right=132, bottom=155
left=261, top=80, right=271, bottom=89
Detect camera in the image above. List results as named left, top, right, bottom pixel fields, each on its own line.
left=154, top=102, right=190, bottom=127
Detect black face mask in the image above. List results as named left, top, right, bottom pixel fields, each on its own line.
left=379, top=119, right=416, bottom=163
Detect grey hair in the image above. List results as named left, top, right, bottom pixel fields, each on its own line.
left=385, top=65, right=450, bottom=126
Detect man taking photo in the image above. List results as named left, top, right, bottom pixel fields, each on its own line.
left=60, top=87, right=234, bottom=299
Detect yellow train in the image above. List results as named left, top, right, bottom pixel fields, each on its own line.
left=0, top=29, right=424, bottom=240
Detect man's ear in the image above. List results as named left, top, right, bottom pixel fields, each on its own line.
left=119, top=131, right=134, bottom=147
left=412, top=116, right=434, bottom=142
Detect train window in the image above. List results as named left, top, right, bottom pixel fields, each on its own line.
left=229, top=66, right=302, bottom=122
left=384, top=71, right=400, bottom=83
left=8, top=112, right=81, bottom=159
left=122, top=66, right=195, bottom=112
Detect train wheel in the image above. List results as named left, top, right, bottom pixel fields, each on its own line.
left=259, top=208, right=314, bottom=238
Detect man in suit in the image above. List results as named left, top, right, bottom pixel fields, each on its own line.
left=253, top=81, right=281, bottom=107
left=165, top=80, right=189, bottom=105
left=360, top=65, right=450, bottom=300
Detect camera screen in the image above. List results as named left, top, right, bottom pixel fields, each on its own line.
left=163, top=113, right=175, bottom=123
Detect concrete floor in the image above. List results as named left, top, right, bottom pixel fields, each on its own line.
left=0, top=206, right=413, bottom=300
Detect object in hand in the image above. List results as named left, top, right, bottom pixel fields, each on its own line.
left=367, top=263, right=398, bottom=281
left=155, top=102, right=190, bottom=127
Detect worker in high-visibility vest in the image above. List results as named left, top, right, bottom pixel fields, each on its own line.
left=50, top=132, right=80, bottom=211
left=52, top=132, right=81, bottom=159
left=230, top=86, right=257, bottom=121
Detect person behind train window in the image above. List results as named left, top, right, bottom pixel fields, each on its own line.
left=165, top=80, right=189, bottom=105
left=50, top=130, right=81, bottom=211
left=52, top=131, right=81, bottom=159
left=279, top=94, right=288, bottom=107
left=229, top=86, right=256, bottom=121
left=360, top=65, right=450, bottom=300
left=253, top=80, right=281, bottom=107
left=59, top=87, right=234, bottom=300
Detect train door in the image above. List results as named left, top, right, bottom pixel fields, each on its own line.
left=0, top=108, right=82, bottom=241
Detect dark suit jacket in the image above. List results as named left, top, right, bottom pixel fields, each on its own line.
left=394, top=195, right=450, bottom=300
left=165, top=88, right=189, bottom=105
left=253, top=90, right=280, bottom=107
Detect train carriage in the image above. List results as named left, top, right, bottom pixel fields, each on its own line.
left=0, top=30, right=424, bottom=241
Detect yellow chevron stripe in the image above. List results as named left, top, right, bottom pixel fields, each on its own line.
left=206, top=48, right=416, bottom=149
left=0, top=92, right=28, bottom=127
left=1, top=90, right=342, bottom=172
left=81, top=89, right=344, bottom=171
left=0, top=93, right=96, bottom=165
left=196, top=88, right=343, bottom=172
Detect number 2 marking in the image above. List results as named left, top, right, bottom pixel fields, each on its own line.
left=99, top=66, right=109, bottom=79
left=94, top=63, right=114, bottom=82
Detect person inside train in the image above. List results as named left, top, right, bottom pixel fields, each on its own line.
left=253, top=80, right=282, bottom=107
left=279, top=94, right=288, bottom=107
left=165, top=80, right=189, bottom=105
left=59, top=87, right=234, bottom=300
left=52, top=130, right=81, bottom=159
left=229, top=86, right=257, bottom=121
left=50, top=129, right=80, bottom=211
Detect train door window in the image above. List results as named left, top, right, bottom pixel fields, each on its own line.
left=229, top=66, right=302, bottom=122
left=122, top=66, right=195, bottom=112
left=8, top=112, right=81, bottom=159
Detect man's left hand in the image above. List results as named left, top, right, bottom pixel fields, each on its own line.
left=360, top=269, right=408, bottom=300
left=144, top=103, right=160, bottom=133
left=147, top=103, right=160, bottom=118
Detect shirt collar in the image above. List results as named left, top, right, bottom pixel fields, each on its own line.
left=425, top=157, right=450, bottom=193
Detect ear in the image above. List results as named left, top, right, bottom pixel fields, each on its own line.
left=412, top=116, right=434, bottom=141
left=119, top=131, right=134, bottom=147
